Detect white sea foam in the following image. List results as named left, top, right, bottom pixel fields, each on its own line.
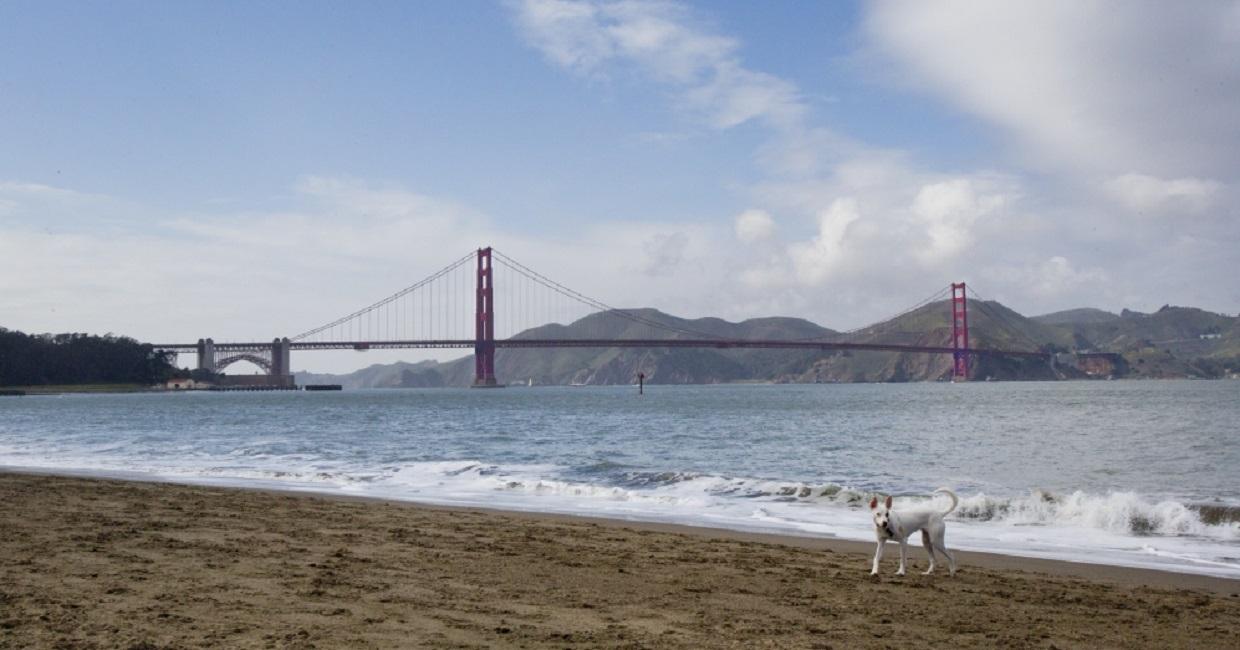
left=954, top=490, right=1240, bottom=539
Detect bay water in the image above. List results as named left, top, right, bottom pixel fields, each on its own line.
left=2, top=380, right=1238, bottom=577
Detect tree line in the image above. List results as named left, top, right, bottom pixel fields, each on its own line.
left=0, top=328, right=177, bottom=386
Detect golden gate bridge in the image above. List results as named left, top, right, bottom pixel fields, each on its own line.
left=151, top=247, right=1049, bottom=386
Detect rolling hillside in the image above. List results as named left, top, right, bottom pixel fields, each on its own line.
left=1033, top=305, right=1240, bottom=379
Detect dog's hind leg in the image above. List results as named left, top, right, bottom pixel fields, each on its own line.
left=930, top=525, right=957, bottom=576
left=920, top=529, right=937, bottom=575
left=941, top=542, right=957, bottom=576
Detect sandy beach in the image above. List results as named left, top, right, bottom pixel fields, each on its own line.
left=2, top=472, right=1238, bottom=649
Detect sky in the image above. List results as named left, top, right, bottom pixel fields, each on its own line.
left=2, top=0, right=1238, bottom=373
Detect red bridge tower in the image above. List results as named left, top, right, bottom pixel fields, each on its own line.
left=473, top=247, right=498, bottom=387
left=951, top=282, right=969, bottom=381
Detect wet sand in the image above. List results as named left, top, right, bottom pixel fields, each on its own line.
left=2, top=471, right=1238, bottom=648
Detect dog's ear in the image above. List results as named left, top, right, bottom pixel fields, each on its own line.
left=884, top=495, right=893, bottom=510
left=869, top=496, right=877, bottom=510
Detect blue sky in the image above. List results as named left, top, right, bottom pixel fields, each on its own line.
left=2, top=1, right=1237, bottom=372
left=1, top=2, right=982, bottom=226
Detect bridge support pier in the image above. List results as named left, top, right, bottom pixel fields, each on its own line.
left=473, top=247, right=499, bottom=387
left=271, top=337, right=291, bottom=378
left=196, top=338, right=216, bottom=373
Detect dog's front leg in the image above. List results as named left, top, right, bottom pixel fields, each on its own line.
left=896, top=540, right=908, bottom=576
left=870, top=541, right=885, bottom=575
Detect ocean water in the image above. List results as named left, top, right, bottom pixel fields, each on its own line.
left=2, top=381, right=1238, bottom=578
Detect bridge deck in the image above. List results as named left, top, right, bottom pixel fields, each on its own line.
left=151, top=339, right=1048, bottom=359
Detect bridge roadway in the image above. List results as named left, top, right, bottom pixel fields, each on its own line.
left=151, top=339, right=1050, bottom=359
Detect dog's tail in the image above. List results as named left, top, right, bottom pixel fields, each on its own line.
left=934, top=487, right=958, bottom=516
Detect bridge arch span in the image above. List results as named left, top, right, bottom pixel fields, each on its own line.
left=214, top=353, right=273, bottom=373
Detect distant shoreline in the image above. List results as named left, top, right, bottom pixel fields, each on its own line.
left=0, top=383, right=154, bottom=395
left=189, top=373, right=1240, bottom=389
left=5, top=373, right=1238, bottom=395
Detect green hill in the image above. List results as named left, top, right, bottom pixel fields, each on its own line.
left=439, top=310, right=839, bottom=386
left=296, top=360, right=446, bottom=389
left=1056, top=306, right=1239, bottom=379
left=1032, top=308, right=1120, bottom=325
left=781, top=299, right=1073, bottom=383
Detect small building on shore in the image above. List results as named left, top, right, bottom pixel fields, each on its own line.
left=164, top=378, right=208, bottom=390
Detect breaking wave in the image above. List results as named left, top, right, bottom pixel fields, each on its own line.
left=388, top=461, right=875, bottom=506
left=383, top=463, right=1240, bottom=542
left=953, top=490, right=1240, bottom=539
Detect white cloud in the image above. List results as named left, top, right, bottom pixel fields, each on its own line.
left=983, top=256, right=1111, bottom=303
left=736, top=262, right=787, bottom=292
left=513, top=0, right=805, bottom=132
left=0, top=181, right=136, bottom=230
left=789, top=198, right=860, bottom=285
left=514, top=0, right=732, bottom=81
left=1103, top=173, right=1222, bottom=214
left=1032, top=256, right=1108, bottom=298
left=911, top=178, right=1012, bottom=263
left=736, top=164, right=1029, bottom=310
left=864, top=1, right=1240, bottom=179
left=509, top=0, right=620, bottom=74
left=0, top=181, right=89, bottom=199
left=679, top=62, right=803, bottom=130
left=733, top=208, right=774, bottom=243
left=638, top=230, right=690, bottom=276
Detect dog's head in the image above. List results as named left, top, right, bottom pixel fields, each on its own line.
left=870, top=495, right=894, bottom=537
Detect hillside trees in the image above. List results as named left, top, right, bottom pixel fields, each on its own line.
left=0, top=328, right=176, bottom=386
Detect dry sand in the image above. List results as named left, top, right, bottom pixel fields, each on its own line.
left=2, top=471, right=1238, bottom=649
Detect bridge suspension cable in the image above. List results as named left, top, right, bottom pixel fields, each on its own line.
left=290, top=251, right=475, bottom=342
left=962, top=285, right=1046, bottom=353
left=836, top=285, right=954, bottom=340
left=788, top=284, right=954, bottom=342
left=289, top=246, right=731, bottom=347
left=491, top=249, right=726, bottom=341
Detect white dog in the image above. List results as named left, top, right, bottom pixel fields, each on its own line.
left=869, top=488, right=958, bottom=576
